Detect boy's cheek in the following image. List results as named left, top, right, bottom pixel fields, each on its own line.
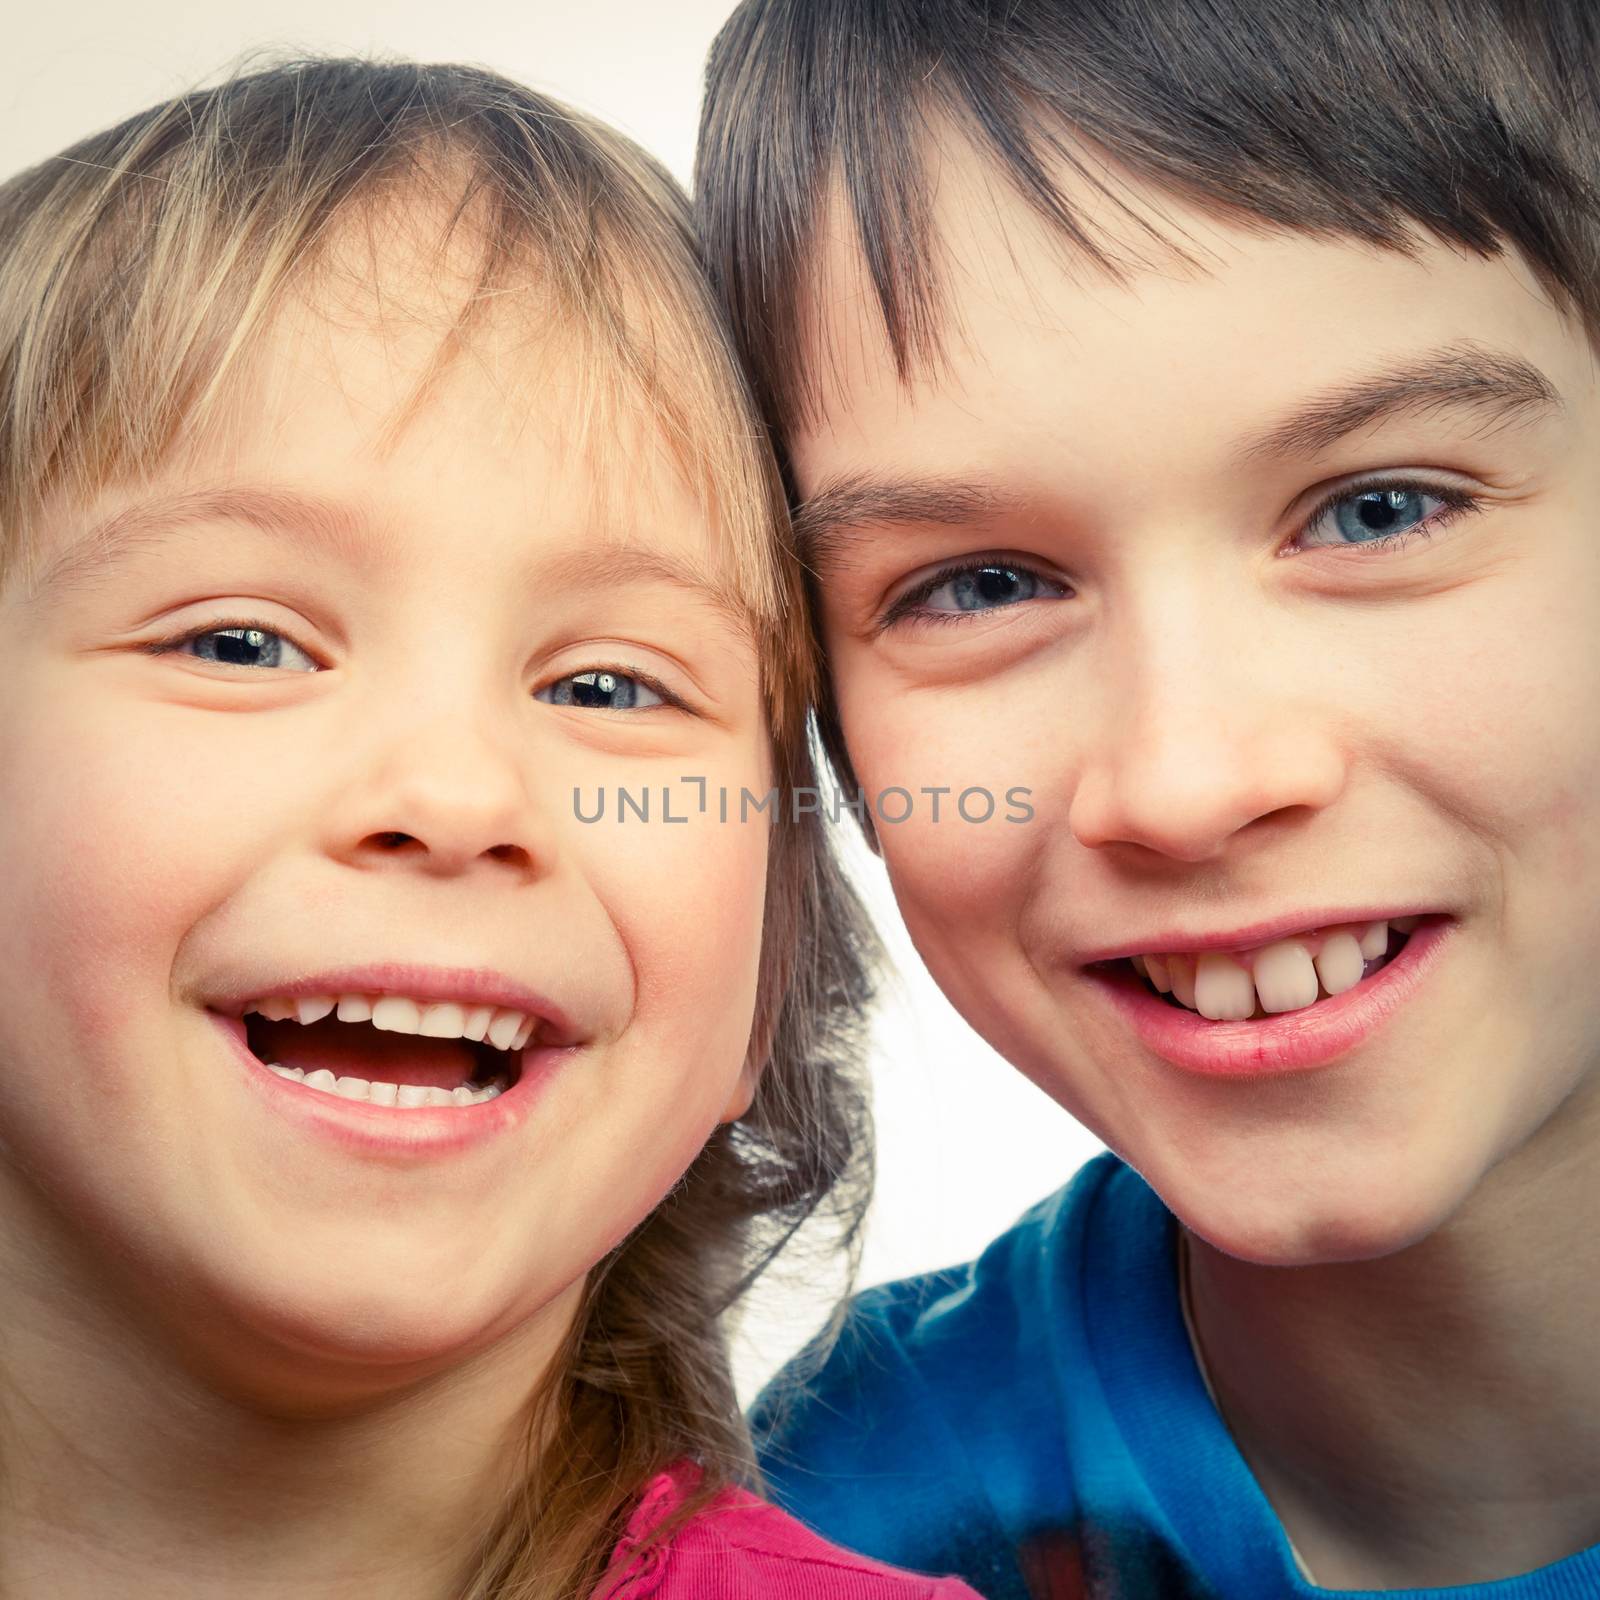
left=839, top=674, right=1052, bottom=901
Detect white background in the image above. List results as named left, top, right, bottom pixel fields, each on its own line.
left=2, top=0, right=1103, bottom=1402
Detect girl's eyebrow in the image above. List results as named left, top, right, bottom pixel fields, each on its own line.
left=23, top=484, right=751, bottom=628
left=25, top=486, right=370, bottom=607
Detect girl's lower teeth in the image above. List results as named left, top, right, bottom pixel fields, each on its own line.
left=264, top=1064, right=505, bottom=1106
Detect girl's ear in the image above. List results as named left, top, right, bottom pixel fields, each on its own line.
left=859, top=806, right=881, bottom=857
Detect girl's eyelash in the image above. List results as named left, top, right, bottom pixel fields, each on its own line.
left=879, top=478, right=1486, bottom=630
left=142, top=621, right=689, bottom=711
left=140, top=618, right=309, bottom=660
left=544, top=664, right=690, bottom=712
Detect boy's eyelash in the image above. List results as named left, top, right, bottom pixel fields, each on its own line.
left=1291, top=476, right=1486, bottom=558
left=141, top=621, right=690, bottom=711
left=878, top=558, right=1062, bottom=632
left=879, top=477, right=1486, bottom=631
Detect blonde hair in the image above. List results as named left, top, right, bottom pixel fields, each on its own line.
left=0, top=58, right=877, bottom=1597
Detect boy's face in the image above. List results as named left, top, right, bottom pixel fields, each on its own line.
left=0, top=237, right=770, bottom=1401
left=794, top=142, right=1600, bottom=1263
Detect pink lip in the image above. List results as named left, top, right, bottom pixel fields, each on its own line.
left=1076, top=906, right=1433, bottom=965
left=209, top=962, right=580, bottom=1045
left=1087, top=916, right=1453, bottom=1077
left=207, top=1010, right=579, bottom=1160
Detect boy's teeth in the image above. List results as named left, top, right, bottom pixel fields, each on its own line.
left=1167, top=953, right=1197, bottom=1009
left=1131, top=916, right=1417, bottom=1019
left=265, top=1062, right=502, bottom=1106
left=336, top=994, right=373, bottom=1023
left=1251, top=940, right=1320, bottom=1014
left=1194, top=951, right=1256, bottom=1021
left=1313, top=931, right=1366, bottom=996
left=296, top=995, right=336, bottom=1025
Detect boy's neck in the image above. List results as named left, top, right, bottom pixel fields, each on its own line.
left=1186, top=1079, right=1600, bottom=1590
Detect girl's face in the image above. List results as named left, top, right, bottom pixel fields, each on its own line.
left=0, top=253, right=770, bottom=1402
left=796, top=146, right=1600, bottom=1265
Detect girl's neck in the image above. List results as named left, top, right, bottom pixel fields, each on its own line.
left=1186, top=1081, right=1600, bottom=1590
left=0, top=1214, right=580, bottom=1600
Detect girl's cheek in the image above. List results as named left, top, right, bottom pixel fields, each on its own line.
left=571, top=775, right=770, bottom=1059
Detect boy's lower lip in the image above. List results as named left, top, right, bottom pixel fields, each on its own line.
left=1083, top=916, right=1453, bottom=1078
left=206, top=1011, right=573, bottom=1159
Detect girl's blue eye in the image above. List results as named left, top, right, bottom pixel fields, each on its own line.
left=1300, top=484, right=1473, bottom=550
left=154, top=625, right=318, bottom=672
left=536, top=669, right=666, bottom=711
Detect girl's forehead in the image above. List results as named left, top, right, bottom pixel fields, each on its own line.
left=14, top=285, right=763, bottom=644
left=150, top=271, right=736, bottom=578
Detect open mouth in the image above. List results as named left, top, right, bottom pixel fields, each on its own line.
left=1091, top=916, right=1424, bottom=1023
left=240, top=995, right=533, bottom=1108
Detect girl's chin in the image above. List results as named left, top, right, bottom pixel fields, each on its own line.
left=140, top=1252, right=558, bottom=1383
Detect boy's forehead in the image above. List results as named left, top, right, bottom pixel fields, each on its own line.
left=791, top=130, right=1588, bottom=496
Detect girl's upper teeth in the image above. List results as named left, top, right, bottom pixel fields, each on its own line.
left=243, top=993, right=536, bottom=1051
left=1129, top=916, right=1420, bottom=1020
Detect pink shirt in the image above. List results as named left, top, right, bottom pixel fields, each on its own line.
left=601, top=1467, right=984, bottom=1599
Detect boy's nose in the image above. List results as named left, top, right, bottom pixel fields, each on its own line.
left=1066, top=614, right=1348, bottom=864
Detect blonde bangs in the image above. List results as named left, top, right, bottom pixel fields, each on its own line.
left=0, top=59, right=805, bottom=729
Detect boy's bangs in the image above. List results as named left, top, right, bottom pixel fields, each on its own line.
left=697, top=0, right=1600, bottom=442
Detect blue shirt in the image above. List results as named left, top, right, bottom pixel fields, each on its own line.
left=751, top=1153, right=1600, bottom=1599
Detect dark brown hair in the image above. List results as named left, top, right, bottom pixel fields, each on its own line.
left=696, top=0, right=1600, bottom=446
left=0, top=58, right=878, bottom=1598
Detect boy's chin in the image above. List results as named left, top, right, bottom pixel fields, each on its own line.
left=1141, top=1142, right=1480, bottom=1269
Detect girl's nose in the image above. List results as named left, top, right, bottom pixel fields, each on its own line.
left=330, top=707, right=557, bottom=882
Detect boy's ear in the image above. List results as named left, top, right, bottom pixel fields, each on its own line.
left=718, top=1058, right=760, bottom=1123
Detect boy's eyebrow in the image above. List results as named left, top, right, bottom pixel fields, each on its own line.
left=791, top=476, right=1022, bottom=576
left=1231, top=341, right=1564, bottom=464
left=793, top=341, right=1563, bottom=575
left=26, top=484, right=750, bottom=624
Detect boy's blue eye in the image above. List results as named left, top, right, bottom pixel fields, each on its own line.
left=1294, top=478, right=1488, bottom=556
left=1302, top=486, right=1449, bottom=548
left=536, top=669, right=666, bottom=711
left=889, top=563, right=1066, bottom=626
left=923, top=564, right=1052, bottom=613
